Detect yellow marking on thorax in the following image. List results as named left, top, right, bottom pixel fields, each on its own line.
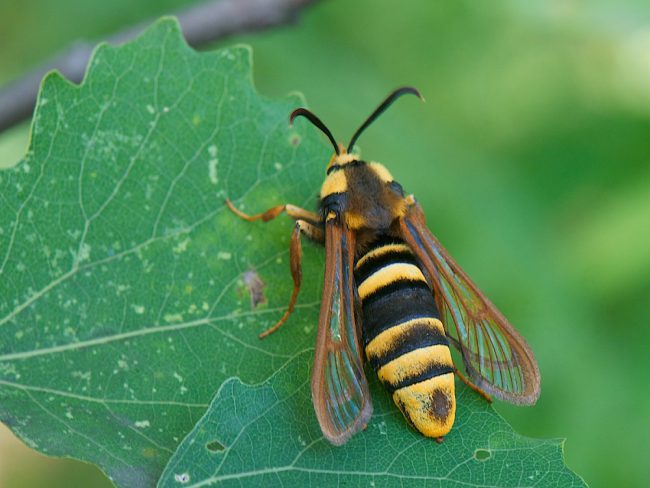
left=369, top=162, right=394, bottom=183
left=392, top=373, right=456, bottom=438
left=320, top=170, right=347, bottom=198
left=357, top=262, right=427, bottom=300
left=366, top=318, right=445, bottom=360
left=344, top=212, right=368, bottom=230
left=377, top=345, right=452, bottom=386
left=355, top=244, right=411, bottom=270
left=394, top=199, right=408, bottom=219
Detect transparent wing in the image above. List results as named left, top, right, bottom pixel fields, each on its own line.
left=400, top=200, right=541, bottom=404
left=311, top=218, right=373, bottom=445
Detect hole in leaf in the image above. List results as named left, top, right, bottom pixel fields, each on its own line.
left=205, top=439, right=226, bottom=452
left=174, top=472, right=190, bottom=484
left=474, top=448, right=491, bottom=461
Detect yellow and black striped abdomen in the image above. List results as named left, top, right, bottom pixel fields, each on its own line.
left=354, top=237, right=456, bottom=438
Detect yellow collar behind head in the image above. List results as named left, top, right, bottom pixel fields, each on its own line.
left=326, top=146, right=358, bottom=172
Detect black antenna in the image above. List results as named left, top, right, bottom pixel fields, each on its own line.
left=290, top=108, right=340, bottom=155
left=347, top=86, right=423, bottom=153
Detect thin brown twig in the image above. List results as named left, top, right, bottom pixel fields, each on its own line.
left=0, top=0, right=319, bottom=134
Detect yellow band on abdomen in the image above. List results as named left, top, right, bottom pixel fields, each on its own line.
left=354, top=244, right=411, bottom=270
left=377, top=344, right=453, bottom=386
left=358, top=263, right=427, bottom=300
left=366, top=317, right=444, bottom=360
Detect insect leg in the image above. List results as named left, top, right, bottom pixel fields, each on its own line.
left=452, top=367, right=493, bottom=403
left=225, top=199, right=321, bottom=225
left=285, top=205, right=322, bottom=226
left=259, top=219, right=322, bottom=339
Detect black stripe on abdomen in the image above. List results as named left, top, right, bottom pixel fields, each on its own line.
left=365, top=320, right=449, bottom=371
left=384, top=363, right=454, bottom=394
left=360, top=281, right=439, bottom=345
left=355, top=236, right=452, bottom=392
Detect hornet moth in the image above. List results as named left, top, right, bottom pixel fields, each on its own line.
left=226, top=87, right=541, bottom=445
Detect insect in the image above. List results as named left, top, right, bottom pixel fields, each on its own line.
left=226, top=87, right=541, bottom=445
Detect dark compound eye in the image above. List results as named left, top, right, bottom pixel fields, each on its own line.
left=320, top=192, right=346, bottom=216
left=389, top=180, right=404, bottom=196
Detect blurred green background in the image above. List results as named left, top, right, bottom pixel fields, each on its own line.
left=1, top=0, right=649, bottom=486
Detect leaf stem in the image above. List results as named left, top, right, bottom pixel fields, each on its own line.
left=0, top=0, right=320, bottom=134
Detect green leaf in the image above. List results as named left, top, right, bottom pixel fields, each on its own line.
left=0, top=16, right=585, bottom=488
left=0, top=18, right=327, bottom=487
left=158, top=351, right=585, bottom=487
